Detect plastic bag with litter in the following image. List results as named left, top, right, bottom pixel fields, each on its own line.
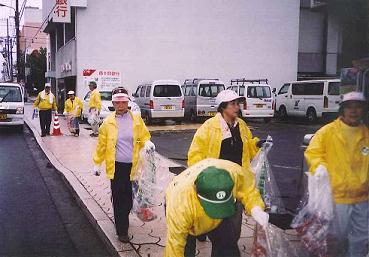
left=251, top=135, right=284, bottom=214
left=251, top=223, right=307, bottom=257
left=291, top=173, right=337, bottom=257
left=88, top=109, right=100, bottom=126
left=132, top=149, right=160, bottom=222
left=66, top=114, right=79, bottom=133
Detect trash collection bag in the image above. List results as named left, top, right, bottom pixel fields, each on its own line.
left=88, top=109, right=100, bottom=126
left=251, top=224, right=307, bottom=257
left=251, top=135, right=284, bottom=213
left=291, top=173, right=337, bottom=257
left=66, top=115, right=79, bottom=133
left=32, top=108, right=39, bottom=119
left=132, top=149, right=159, bottom=222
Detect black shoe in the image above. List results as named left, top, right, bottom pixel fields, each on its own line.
left=46, top=132, right=50, bottom=136
left=41, top=133, right=46, bottom=137
left=118, top=234, right=132, bottom=243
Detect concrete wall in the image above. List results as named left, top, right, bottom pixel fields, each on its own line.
left=74, top=0, right=300, bottom=97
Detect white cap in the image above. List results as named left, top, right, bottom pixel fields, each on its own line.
left=215, top=89, right=245, bottom=106
left=45, top=83, right=51, bottom=88
left=112, top=93, right=130, bottom=102
left=341, top=92, right=366, bottom=104
left=67, top=90, right=75, bottom=95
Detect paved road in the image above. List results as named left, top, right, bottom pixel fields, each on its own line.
left=151, top=118, right=325, bottom=213
left=0, top=126, right=110, bottom=257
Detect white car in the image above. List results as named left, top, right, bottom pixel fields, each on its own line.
left=0, top=83, right=24, bottom=132
left=82, top=90, right=141, bottom=121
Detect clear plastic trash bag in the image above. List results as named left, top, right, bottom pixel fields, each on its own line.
left=132, top=149, right=159, bottom=222
left=251, top=135, right=285, bottom=213
left=66, top=114, right=79, bottom=133
left=251, top=223, right=307, bottom=257
left=88, top=109, right=100, bottom=126
left=291, top=173, right=338, bottom=257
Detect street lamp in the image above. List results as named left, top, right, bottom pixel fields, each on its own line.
left=0, top=1, right=20, bottom=82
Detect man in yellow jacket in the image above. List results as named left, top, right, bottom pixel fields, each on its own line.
left=305, top=92, right=368, bottom=257
left=165, top=158, right=268, bottom=257
left=63, top=90, right=83, bottom=136
left=93, top=87, right=155, bottom=243
left=88, top=81, right=102, bottom=137
left=33, top=83, right=57, bottom=137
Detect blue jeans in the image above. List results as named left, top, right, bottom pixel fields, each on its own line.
left=335, top=201, right=368, bottom=257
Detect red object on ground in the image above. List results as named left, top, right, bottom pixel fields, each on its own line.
left=52, top=114, right=63, bottom=136
left=136, top=207, right=157, bottom=222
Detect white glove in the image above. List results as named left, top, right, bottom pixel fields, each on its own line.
left=63, top=111, right=67, bottom=116
left=144, top=140, right=156, bottom=153
left=251, top=206, right=269, bottom=230
left=314, top=165, right=328, bottom=178
left=93, top=165, right=101, bottom=176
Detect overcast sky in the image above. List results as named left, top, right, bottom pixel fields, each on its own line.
left=0, top=0, right=42, bottom=37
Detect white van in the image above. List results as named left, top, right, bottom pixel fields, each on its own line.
left=275, top=79, right=341, bottom=122
left=228, top=79, right=274, bottom=122
left=182, top=79, right=225, bottom=121
left=133, top=80, right=184, bottom=124
left=0, top=83, right=25, bottom=131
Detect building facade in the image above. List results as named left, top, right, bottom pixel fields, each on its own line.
left=42, top=0, right=300, bottom=109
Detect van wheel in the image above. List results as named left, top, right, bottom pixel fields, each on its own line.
left=263, top=117, right=272, bottom=123
left=279, top=106, right=287, bottom=119
left=306, top=108, right=317, bottom=123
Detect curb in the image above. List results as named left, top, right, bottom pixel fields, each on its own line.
left=24, top=118, right=139, bottom=257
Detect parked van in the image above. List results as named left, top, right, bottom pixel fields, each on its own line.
left=182, top=78, right=225, bottom=121
left=0, top=83, right=25, bottom=131
left=275, top=79, right=341, bottom=122
left=227, top=79, right=274, bottom=122
left=133, top=80, right=184, bottom=124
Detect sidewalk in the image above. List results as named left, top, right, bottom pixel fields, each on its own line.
left=24, top=104, right=297, bottom=257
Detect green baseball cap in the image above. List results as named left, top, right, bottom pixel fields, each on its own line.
left=195, top=166, right=235, bottom=219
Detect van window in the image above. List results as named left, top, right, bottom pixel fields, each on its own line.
left=146, top=86, right=151, bottom=97
left=278, top=84, right=289, bottom=95
left=153, top=85, right=182, bottom=97
left=328, top=82, right=340, bottom=95
left=240, top=86, right=245, bottom=96
left=184, top=85, right=191, bottom=96
left=190, top=85, right=197, bottom=96
left=0, top=86, right=22, bottom=102
left=198, top=84, right=224, bottom=97
left=100, top=91, right=112, bottom=101
left=134, top=86, right=140, bottom=97
left=247, top=86, right=271, bottom=98
left=292, top=83, right=324, bottom=95
left=140, top=86, right=146, bottom=97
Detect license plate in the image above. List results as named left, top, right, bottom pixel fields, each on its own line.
left=163, top=105, right=173, bottom=110
left=255, top=104, right=264, bottom=108
left=208, top=112, right=216, bottom=116
left=0, top=114, right=7, bottom=120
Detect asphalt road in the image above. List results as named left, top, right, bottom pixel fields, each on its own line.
left=0, top=126, right=110, bottom=257
left=151, top=118, right=325, bottom=213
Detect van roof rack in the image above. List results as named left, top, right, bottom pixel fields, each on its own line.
left=230, top=78, right=268, bottom=85
left=184, top=78, right=219, bottom=84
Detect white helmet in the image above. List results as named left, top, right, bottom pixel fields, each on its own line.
left=67, top=90, right=75, bottom=95
left=216, top=89, right=245, bottom=107
left=340, top=92, right=366, bottom=104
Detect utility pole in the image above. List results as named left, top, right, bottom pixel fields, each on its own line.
left=6, top=19, right=11, bottom=81
left=15, top=0, right=20, bottom=82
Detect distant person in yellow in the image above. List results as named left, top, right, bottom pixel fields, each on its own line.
left=33, top=83, right=57, bottom=137
left=88, top=81, right=101, bottom=137
left=305, top=92, right=368, bottom=257
left=165, top=158, right=268, bottom=257
left=63, top=91, right=83, bottom=137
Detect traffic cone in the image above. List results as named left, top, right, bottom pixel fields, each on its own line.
left=52, top=114, right=63, bottom=136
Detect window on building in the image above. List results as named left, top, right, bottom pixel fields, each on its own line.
left=56, top=23, right=64, bottom=50
left=64, top=7, right=76, bottom=43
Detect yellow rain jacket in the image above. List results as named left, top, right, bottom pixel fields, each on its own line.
left=165, top=158, right=264, bottom=257
left=305, top=119, right=369, bottom=204
left=33, top=92, right=57, bottom=111
left=93, top=111, right=151, bottom=180
left=89, top=89, right=102, bottom=110
left=187, top=114, right=260, bottom=168
left=64, top=97, right=83, bottom=117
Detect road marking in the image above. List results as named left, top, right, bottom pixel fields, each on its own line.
left=272, top=164, right=301, bottom=170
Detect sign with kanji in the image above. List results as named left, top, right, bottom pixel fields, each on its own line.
left=83, top=69, right=122, bottom=91
left=53, top=0, right=71, bottom=23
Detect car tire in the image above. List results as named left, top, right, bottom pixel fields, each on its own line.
left=263, top=117, right=272, bottom=123
left=279, top=106, right=288, bottom=120
left=306, top=108, right=318, bottom=123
